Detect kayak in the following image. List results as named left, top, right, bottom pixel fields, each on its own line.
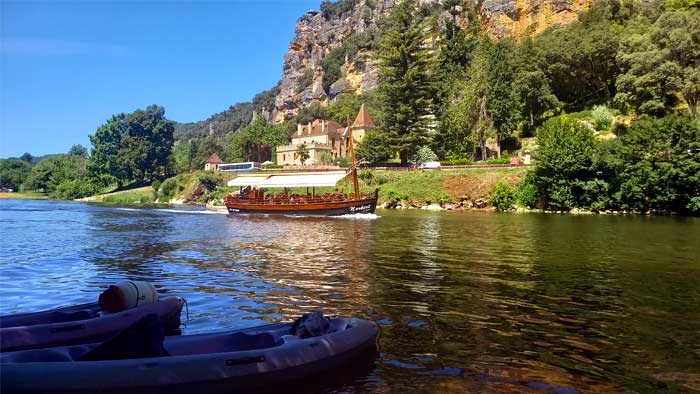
left=0, top=317, right=379, bottom=394
left=0, top=296, right=184, bottom=352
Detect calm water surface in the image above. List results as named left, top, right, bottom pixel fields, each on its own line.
left=1, top=199, right=699, bottom=393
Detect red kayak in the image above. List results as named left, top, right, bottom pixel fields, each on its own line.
left=0, top=296, right=184, bottom=352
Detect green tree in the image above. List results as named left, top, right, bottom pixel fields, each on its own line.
left=20, top=152, right=33, bottom=163
left=356, top=131, right=393, bottom=165
left=515, top=39, right=560, bottom=135
left=27, top=155, right=96, bottom=198
left=616, top=115, right=700, bottom=213
left=0, top=158, right=32, bottom=191
left=535, top=2, right=622, bottom=110
left=295, top=143, right=310, bottom=165
left=89, top=114, right=126, bottom=186
left=486, top=40, right=522, bottom=153
left=89, top=105, right=174, bottom=186
left=378, top=0, right=435, bottom=165
left=615, top=10, right=700, bottom=116
left=532, top=116, right=604, bottom=210
left=68, top=144, right=89, bottom=158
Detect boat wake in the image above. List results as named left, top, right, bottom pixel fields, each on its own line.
left=114, top=207, right=227, bottom=215
left=334, top=213, right=381, bottom=220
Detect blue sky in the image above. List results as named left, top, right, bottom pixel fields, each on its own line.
left=0, top=0, right=320, bottom=158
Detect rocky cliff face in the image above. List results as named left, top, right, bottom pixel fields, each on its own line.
left=478, top=0, right=591, bottom=39
left=274, top=0, right=394, bottom=122
left=273, top=0, right=593, bottom=122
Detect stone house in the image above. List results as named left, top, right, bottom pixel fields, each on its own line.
left=276, top=104, right=375, bottom=165
left=204, top=153, right=223, bottom=171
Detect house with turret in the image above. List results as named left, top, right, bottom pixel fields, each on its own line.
left=276, top=104, right=375, bottom=165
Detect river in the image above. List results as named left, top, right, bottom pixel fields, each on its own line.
left=1, top=199, right=699, bottom=393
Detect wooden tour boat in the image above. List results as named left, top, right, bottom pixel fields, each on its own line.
left=224, top=119, right=378, bottom=216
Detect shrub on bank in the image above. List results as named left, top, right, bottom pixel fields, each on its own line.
left=490, top=181, right=516, bottom=211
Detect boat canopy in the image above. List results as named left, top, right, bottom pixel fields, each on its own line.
left=227, top=171, right=350, bottom=188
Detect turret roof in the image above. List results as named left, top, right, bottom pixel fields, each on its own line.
left=352, top=104, right=375, bottom=128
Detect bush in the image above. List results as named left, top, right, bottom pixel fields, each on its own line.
left=53, top=178, right=101, bottom=200
left=262, top=164, right=283, bottom=169
left=591, top=105, right=613, bottom=131
left=159, top=178, right=177, bottom=201
left=486, top=150, right=511, bottom=165
left=516, top=175, right=538, bottom=208
left=151, top=179, right=161, bottom=199
left=688, top=197, right=700, bottom=215
left=490, top=181, right=516, bottom=211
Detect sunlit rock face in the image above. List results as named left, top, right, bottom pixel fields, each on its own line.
left=478, top=0, right=592, bottom=39
left=273, top=0, right=593, bottom=122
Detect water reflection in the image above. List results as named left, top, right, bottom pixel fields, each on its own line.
left=1, top=200, right=699, bottom=393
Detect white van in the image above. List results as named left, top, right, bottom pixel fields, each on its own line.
left=418, top=161, right=442, bottom=169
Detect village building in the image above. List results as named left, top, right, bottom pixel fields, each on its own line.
left=276, top=104, right=375, bottom=166
left=204, top=153, right=223, bottom=171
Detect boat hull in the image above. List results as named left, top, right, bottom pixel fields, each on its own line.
left=226, top=197, right=377, bottom=216
left=0, top=297, right=184, bottom=352
left=1, top=318, right=379, bottom=394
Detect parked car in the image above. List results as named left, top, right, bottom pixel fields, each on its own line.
left=418, top=161, right=442, bottom=169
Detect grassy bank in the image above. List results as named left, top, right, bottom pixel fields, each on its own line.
left=77, top=167, right=528, bottom=209
left=0, top=192, right=48, bottom=200
left=81, top=186, right=157, bottom=204
left=358, top=167, right=528, bottom=205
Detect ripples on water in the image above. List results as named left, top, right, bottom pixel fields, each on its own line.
left=1, top=199, right=699, bottom=393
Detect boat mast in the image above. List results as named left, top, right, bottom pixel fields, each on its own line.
left=347, top=116, right=360, bottom=199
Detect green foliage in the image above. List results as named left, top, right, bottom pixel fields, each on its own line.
left=174, top=84, right=279, bottom=140
left=27, top=155, right=95, bottom=198
left=295, top=102, right=328, bottom=126
left=378, top=0, right=435, bottom=165
left=532, top=116, right=600, bottom=210
left=159, top=178, right=178, bottom=201
left=667, top=0, right=700, bottom=9
left=20, top=152, right=33, bottom=163
left=615, top=10, right=700, bottom=116
left=53, top=178, right=101, bottom=200
left=534, top=1, right=623, bottom=111
left=490, top=181, right=516, bottom=211
left=325, top=92, right=383, bottom=126
left=225, top=117, right=289, bottom=164
left=615, top=115, right=700, bottom=213
left=515, top=175, right=538, bottom=208
left=356, top=131, right=392, bottom=165
left=591, top=105, right=614, bottom=130
left=0, top=158, right=33, bottom=191
left=68, top=144, right=89, bottom=158
left=688, top=196, right=700, bottom=214
left=320, top=0, right=357, bottom=20
left=89, top=105, right=175, bottom=186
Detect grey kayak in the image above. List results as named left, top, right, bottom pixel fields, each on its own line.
left=1, top=317, right=379, bottom=394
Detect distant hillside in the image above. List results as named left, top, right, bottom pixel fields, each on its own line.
left=173, top=84, right=280, bottom=142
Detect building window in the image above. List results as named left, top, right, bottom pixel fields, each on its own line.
left=283, top=154, right=285, bottom=161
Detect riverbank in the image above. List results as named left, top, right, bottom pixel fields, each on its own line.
left=0, top=192, right=48, bottom=200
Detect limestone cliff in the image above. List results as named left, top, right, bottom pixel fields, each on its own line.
left=273, top=0, right=593, bottom=121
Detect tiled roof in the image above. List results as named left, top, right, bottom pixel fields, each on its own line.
left=206, top=153, right=223, bottom=164
left=298, top=119, right=344, bottom=136
left=352, top=104, right=375, bottom=128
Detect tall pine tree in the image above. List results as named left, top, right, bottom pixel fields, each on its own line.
left=378, top=0, right=435, bottom=165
